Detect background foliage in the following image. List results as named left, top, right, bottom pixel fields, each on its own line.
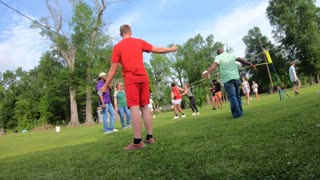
left=0, top=0, right=319, bottom=130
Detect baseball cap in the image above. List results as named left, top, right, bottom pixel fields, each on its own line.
left=98, top=72, right=107, bottom=78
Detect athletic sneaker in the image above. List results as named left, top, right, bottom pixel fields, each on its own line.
left=173, top=116, right=179, bottom=119
left=192, top=112, right=196, bottom=116
left=104, top=131, right=111, bottom=134
left=110, top=128, right=118, bottom=133
left=143, top=138, right=155, bottom=144
left=196, top=112, right=200, bottom=115
left=126, top=125, right=132, bottom=128
left=123, top=142, right=145, bottom=150
left=182, top=114, right=186, bottom=118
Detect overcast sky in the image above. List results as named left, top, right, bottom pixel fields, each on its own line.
left=0, top=0, right=319, bottom=73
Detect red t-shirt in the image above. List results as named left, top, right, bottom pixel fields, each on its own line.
left=172, top=86, right=181, bottom=100
left=112, top=37, right=153, bottom=85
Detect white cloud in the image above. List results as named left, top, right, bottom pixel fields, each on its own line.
left=108, top=11, right=143, bottom=42
left=107, top=0, right=177, bottom=43
left=105, top=1, right=273, bottom=63
left=191, top=1, right=272, bottom=57
left=0, top=15, right=48, bottom=72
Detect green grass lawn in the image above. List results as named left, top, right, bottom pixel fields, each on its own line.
left=1, top=85, right=320, bottom=179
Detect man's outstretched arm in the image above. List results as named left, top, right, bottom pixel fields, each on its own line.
left=151, top=44, right=177, bottom=54
left=236, top=57, right=256, bottom=70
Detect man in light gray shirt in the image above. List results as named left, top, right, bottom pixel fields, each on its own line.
left=289, top=60, right=301, bottom=95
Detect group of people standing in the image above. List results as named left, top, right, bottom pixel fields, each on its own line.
left=170, top=83, right=200, bottom=119
left=241, top=77, right=260, bottom=105
left=96, top=24, right=301, bottom=151
left=96, top=73, right=157, bottom=135
left=209, top=77, right=259, bottom=110
left=98, top=24, right=177, bottom=150
left=96, top=73, right=131, bottom=134
left=210, top=79, right=223, bottom=110
left=203, top=48, right=256, bottom=118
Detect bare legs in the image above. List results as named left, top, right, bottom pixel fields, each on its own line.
left=294, top=81, right=301, bottom=95
left=141, top=105, right=152, bottom=135
left=211, top=97, right=217, bottom=110
left=245, top=92, right=250, bottom=105
left=254, top=92, right=259, bottom=100
left=215, top=97, right=223, bottom=109
left=173, top=104, right=184, bottom=117
left=129, top=105, right=152, bottom=139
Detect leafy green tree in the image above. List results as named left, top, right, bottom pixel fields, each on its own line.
left=267, top=0, right=320, bottom=83
left=173, top=34, right=223, bottom=106
left=36, top=52, right=69, bottom=125
left=14, top=98, right=33, bottom=130
left=0, top=68, right=40, bottom=130
left=2, top=51, right=69, bottom=130
left=242, top=27, right=288, bottom=92
left=34, top=0, right=116, bottom=125
left=0, top=78, right=3, bottom=128
left=31, top=0, right=81, bottom=126
left=0, top=71, right=17, bottom=129
left=149, top=54, right=173, bottom=107
left=71, top=0, right=113, bottom=124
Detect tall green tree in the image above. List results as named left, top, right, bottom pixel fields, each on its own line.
left=242, top=27, right=288, bottom=92
left=0, top=52, right=70, bottom=130
left=267, top=0, right=320, bottom=83
left=0, top=70, right=18, bottom=129
left=174, top=34, right=223, bottom=106
left=70, top=0, right=111, bottom=124
left=0, top=68, right=41, bottom=130
left=0, top=76, right=3, bottom=128
left=31, top=0, right=81, bottom=126
left=36, top=52, right=69, bottom=125
left=35, top=0, right=115, bottom=125
left=149, top=54, right=172, bottom=107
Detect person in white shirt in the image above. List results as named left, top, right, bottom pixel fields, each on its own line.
left=241, top=77, right=251, bottom=105
left=148, top=98, right=156, bottom=119
left=289, top=60, right=301, bottom=95
left=251, top=81, right=259, bottom=100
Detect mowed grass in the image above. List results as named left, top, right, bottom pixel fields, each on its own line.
left=0, top=85, right=320, bottom=179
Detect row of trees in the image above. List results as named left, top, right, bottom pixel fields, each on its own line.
left=0, top=0, right=319, bottom=130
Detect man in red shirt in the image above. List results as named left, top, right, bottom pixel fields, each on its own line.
left=102, top=24, right=177, bottom=150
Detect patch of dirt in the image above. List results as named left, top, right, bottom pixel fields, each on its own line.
left=31, top=125, right=55, bottom=132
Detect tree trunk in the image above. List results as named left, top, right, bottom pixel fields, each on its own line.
left=61, top=47, right=80, bottom=126
left=84, top=0, right=106, bottom=125
left=68, top=89, right=80, bottom=126
left=316, top=73, right=320, bottom=84
left=84, top=74, right=95, bottom=124
left=45, top=0, right=80, bottom=126
left=310, top=75, right=314, bottom=85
